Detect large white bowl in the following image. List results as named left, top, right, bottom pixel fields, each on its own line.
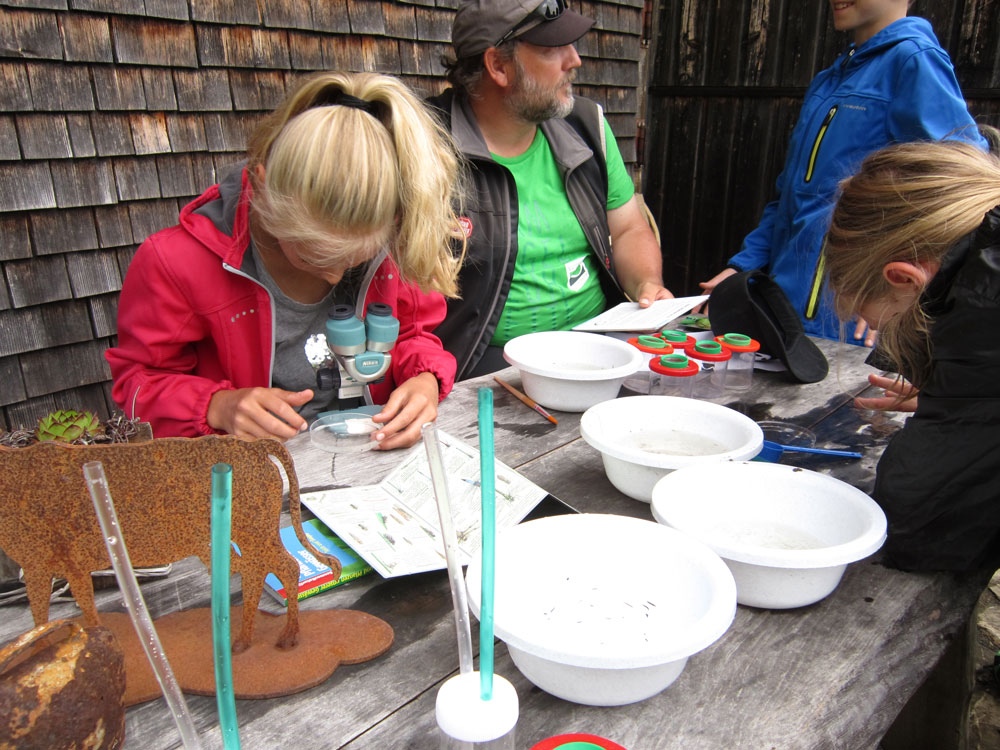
left=651, top=461, right=887, bottom=608
left=502, top=331, right=643, bottom=412
left=579, top=396, right=763, bottom=502
left=465, top=514, right=736, bottom=706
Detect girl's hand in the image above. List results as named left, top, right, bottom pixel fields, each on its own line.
left=854, top=373, right=918, bottom=412
left=208, top=387, right=312, bottom=439
left=371, top=372, right=440, bottom=450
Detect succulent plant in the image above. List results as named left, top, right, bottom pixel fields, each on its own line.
left=35, top=410, right=103, bottom=443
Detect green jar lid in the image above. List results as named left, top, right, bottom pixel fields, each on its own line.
left=660, top=330, right=688, bottom=343
left=694, top=340, right=723, bottom=354
left=722, top=333, right=751, bottom=346
left=637, top=335, right=668, bottom=348
left=658, top=354, right=689, bottom=369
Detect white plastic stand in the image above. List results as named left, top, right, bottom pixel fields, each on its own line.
left=435, top=672, right=518, bottom=749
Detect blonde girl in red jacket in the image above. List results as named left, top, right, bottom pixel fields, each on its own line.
left=106, top=72, right=465, bottom=447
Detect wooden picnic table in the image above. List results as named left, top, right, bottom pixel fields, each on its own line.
left=0, top=338, right=985, bottom=749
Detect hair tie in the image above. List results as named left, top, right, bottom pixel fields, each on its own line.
left=336, top=92, right=377, bottom=115
left=312, top=89, right=379, bottom=118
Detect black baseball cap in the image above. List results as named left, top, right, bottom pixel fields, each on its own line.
left=452, top=0, right=595, bottom=59
left=709, top=270, right=829, bottom=384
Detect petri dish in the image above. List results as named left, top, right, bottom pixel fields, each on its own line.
left=756, top=420, right=816, bottom=448
left=309, top=410, right=380, bottom=453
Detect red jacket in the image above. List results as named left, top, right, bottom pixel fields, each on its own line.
left=106, top=169, right=456, bottom=437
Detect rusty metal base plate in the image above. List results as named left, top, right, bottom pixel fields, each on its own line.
left=86, top=607, right=393, bottom=705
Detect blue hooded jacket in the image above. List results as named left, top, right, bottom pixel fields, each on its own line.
left=728, top=17, right=986, bottom=342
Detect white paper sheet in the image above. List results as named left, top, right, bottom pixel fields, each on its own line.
left=300, top=430, right=549, bottom=578
left=571, top=296, right=709, bottom=333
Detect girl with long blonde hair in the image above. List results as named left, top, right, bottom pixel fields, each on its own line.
left=108, top=72, right=465, bottom=447
left=825, top=139, right=1000, bottom=570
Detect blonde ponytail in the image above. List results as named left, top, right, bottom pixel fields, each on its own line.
left=247, top=71, right=465, bottom=297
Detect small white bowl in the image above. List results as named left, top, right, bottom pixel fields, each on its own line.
left=651, top=461, right=887, bottom=608
left=465, top=514, right=736, bottom=706
left=502, top=331, right=643, bottom=412
left=579, top=396, right=763, bottom=502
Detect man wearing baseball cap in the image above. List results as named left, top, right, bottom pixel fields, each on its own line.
left=430, top=0, right=673, bottom=380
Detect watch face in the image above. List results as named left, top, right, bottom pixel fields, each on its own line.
left=305, top=333, right=334, bottom=369
left=531, top=735, right=627, bottom=750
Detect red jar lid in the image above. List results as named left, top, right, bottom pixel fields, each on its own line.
left=627, top=335, right=674, bottom=356
left=649, top=353, right=698, bottom=376
left=657, top=329, right=695, bottom=350
left=531, top=734, right=628, bottom=750
left=715, top=332, right=760, bottom=353
left=688, top=340, right=731, bottom=362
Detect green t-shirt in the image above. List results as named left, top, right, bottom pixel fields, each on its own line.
left=489, top=118, right=635, bottom=346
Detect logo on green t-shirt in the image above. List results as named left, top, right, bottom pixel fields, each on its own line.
left=566, top=256, right=590, bottom=291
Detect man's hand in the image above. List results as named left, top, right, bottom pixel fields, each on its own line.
left=371, top=372, right=440, bottom=450
left=634, top=281, right=674, bottom=307
left=208, top=387, right=312, bottom=439
left=855, top=373, right=918, bottom=412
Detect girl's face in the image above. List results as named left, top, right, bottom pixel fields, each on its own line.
left=829, top=0, right=907, bottom=45
left=849, top=259, right=936, bottom=329
left=855, top=291, right=915, bottom=331
left=277, top=238, right=375, bottom=286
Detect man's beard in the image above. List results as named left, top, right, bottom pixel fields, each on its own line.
left=507, top=59, right=575, bottom=123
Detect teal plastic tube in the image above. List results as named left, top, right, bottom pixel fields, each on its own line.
left=211, top=463, right=241, bottom=750
left=478, top=387, right=496, bottom=701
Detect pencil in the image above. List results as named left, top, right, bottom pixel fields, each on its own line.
left=493, top=376, right=558, bottom=425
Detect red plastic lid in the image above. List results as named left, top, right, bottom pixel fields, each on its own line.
left=649, top=353, right=698, bottom=376
left=531, top=734, right=628, bottom=750
left=688, top=340, right=731, bottom=362
left=715, top=333, right=760, bottom=353
left=627, top=335, right=674, bottom=356
left=657, top=329, right=695, bottom=349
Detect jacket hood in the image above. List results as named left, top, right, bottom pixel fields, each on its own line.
left=842, top=17, right=940, bottom=65
left=177, top=164, right=253, bottom=267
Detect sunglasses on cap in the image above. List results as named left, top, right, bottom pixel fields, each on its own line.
left=494, top=0, right=567, bottom=48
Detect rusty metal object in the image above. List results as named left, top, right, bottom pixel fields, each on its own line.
left=0, top=619, right=125, bottom=749
left=0, top=436, right=342, bottom=653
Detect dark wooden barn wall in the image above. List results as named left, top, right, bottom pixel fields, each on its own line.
left=0, top=0, right=647, bottom=431
left=643, top=0, right=1000, bottom=296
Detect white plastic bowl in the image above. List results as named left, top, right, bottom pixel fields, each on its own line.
left=579, top=396, right=763, bottom=502
left=502, top=331, right=643, bottom=412
left=651, top=461, right=887, bottom=608
left=465, top=514, right=736, bottom=706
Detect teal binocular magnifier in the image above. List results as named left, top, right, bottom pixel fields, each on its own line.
left=305, top=302, right=400, bottom=401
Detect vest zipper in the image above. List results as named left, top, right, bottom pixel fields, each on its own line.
left=804, top=105, right=838, bottom=184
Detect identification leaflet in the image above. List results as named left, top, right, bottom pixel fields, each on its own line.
left=572, top=295, right=708, bottom=333
left=301, top=430, right=548, bottom=578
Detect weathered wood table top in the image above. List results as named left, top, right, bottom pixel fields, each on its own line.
left=0, top=339, right=985, bottom=749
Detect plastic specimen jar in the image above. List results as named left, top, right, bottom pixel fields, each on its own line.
left=688, top=340, right=731, bottom=399
left=649, top=353, right=698, bottom=397
left=623, top=335, right=674, bottom=394
left=716, top=333, right=760, bottom=391
left=657, top=329, right=696, bottom=353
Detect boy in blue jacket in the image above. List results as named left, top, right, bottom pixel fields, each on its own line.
left=700, top=0, right=986, bottom=345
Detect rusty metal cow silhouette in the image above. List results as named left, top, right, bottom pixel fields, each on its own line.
left=0, top=435, right=340, bottom=653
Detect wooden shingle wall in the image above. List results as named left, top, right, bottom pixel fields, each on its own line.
left=0, top=0, right=646, bottom=431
